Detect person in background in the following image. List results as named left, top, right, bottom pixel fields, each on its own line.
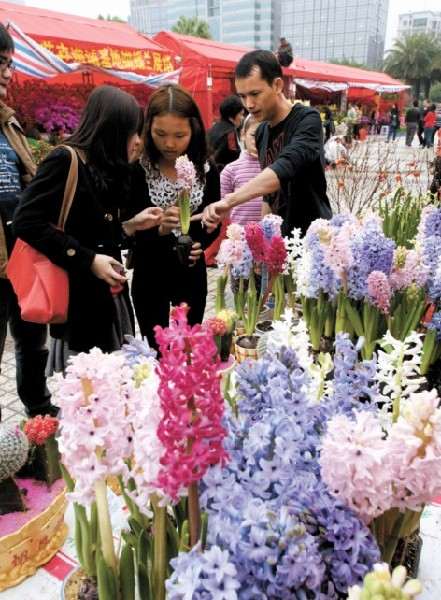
left=276, top=37, right=293, bottom=67
left=323, top=106, right=335, bottom=142
left=346, top=103, right=357, bottom=142
left=207, top=95, right=244, bottom=173
left=418, top=99, right=430, bottom=147
left=435, top=102, right=441, bottom=133
left=0, top=23, right=57, bottom=419
left=202, top=50, right=332, bottom=237
left=405, top=100, right=420, bottom=147
left=220, top=114, right=263, bottom=227
left=129, top=84, right=221, bottom=349
left=387, top=104, right=400, bottom=142
left=324, top=135, right=349, bottom=167
left=423, top=104, right=437, bottom=149
left=13, top=86, right=162, bottom=373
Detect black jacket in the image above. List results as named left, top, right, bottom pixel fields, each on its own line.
left=256, top=104, right=332, bottom=236
left=13, top=146, right=134, bottom=352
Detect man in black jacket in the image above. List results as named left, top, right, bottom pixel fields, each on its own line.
left=202, top=50, right=331, bottom=236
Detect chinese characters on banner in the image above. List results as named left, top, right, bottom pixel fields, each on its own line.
left=39, top=41, right=175, bottom=73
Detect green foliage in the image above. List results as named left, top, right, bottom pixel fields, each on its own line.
left=172, top=16, right=212, bottom=39
left=430, top=82, right=441, bottom=103
left=384, top=33, right=441, bottom=98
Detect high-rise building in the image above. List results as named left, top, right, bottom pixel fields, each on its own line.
left=397, top=11, right=441, bottom=40
left=281, top=0, right=389, bottom=68
left=129, top=0, right=280, bottom=50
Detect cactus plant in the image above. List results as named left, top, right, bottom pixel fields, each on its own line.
left=0, top=424, right=29, bottom=515
left=0, top=424, right=29, bottom=482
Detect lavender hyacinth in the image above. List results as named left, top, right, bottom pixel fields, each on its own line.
left=321, top=334, right=378, bottom=421
left=302, top=231, right=337, bottom=298
left=347, top=220, right=395, bottom=300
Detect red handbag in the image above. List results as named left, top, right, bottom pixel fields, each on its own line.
left=7, top=146, right=79, bottom=324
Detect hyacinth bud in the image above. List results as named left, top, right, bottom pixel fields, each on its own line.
left=406, top=283, right=420, bottom=303
left=348, top=564, right=423, bottom=600
left=395, top=247, right=407, bottom=269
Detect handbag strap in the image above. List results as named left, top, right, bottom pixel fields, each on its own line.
left=57, top=145, right=79, bottom=231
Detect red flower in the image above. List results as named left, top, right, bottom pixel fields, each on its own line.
left=264, top=235, right=287, bottom=274
left=245, top=222, right=267, bottom=263
left=24, top=415, right=59, bottom=446
left=204, top=317, right=228, bottom=336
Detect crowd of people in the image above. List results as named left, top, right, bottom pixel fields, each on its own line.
left=0, top=26, right=332, bottom=419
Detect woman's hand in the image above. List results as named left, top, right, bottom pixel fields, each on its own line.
left=189, top=241, right=203, bottom=265
left=159, top=206, right=180, bottom=235
left=122, top=207, right=163, bottom=236
left=91, top=254, right=127, bottom=286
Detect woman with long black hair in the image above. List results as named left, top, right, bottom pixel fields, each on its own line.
left=13, top=85, right=162, bottom=370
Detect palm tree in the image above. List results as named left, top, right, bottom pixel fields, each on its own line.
left=384, top=34, right=441, bottom=98
left=172, top=16, right=212, bottom=39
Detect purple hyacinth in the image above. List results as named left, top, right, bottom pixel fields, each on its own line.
left=304, top=232, right=338, bottom=298
left=347, top=221, right=395, bottom=300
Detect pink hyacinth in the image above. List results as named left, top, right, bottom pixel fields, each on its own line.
left=264, top=235, right=287, bottom=274
left=175, top=154, right=196, bottom=192
left=53, top=348, right=135, bottom=506
left=367, top=271, right=391, bottom=314
left=324, top=223, right=354, bottom=281
left=320, top=411, right=395, bottom=524
left=390, top=248, right=428, bottom=292
left=387, top=389, right=441, bottom=511
left=245, top=222, right=266, bottom=263
left=154, top=304, right=228, bottom=500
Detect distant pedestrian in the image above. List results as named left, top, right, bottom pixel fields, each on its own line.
left=387, top=104, right=400, bottom=142
left=323, top=106, right=335, bottom=142
left=423, top=104, right=437, bottom=148
left=405, top=100, right=420, bottom=147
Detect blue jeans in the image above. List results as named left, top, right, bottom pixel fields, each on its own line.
left=387, top=125, right=398, bottom=141
left=0, top=277, right=52, bottom=417
left=424, top=127, right=435, bottom=148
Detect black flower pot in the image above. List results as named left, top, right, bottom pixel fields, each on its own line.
left=176, top=234, right=193, bottom=266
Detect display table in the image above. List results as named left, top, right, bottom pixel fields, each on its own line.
left=1, top=495, right=440, bottom=599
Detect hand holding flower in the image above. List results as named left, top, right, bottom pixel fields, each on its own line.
left=159, top=206, right=180, bottom=235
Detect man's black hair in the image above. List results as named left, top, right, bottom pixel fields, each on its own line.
left=413, top=100, right=419, bottom=108
left=235, top=50, right=283, bottom=86
left=0, top=24, right=14, bottom=53
left=219, top=95, right=244, bottom=121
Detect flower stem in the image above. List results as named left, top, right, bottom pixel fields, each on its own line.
left=152, top=495, right=167, bottom=600
left=188, top=481, right=201, bottom=547
left=94, top=478, right=117, bottom=574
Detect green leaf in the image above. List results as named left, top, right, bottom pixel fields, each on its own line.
left=120, top=543, right=135, bottom=600
left=97, top=553, right=118, bottom=600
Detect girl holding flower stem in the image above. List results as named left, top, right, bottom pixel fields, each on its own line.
left=129, top=84, right=221, bottom=348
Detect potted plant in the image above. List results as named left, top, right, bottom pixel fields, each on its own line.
left=175, top=154, right=196, bottom=265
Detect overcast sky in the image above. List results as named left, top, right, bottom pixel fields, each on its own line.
left=25, top=0, right=441, bottom=52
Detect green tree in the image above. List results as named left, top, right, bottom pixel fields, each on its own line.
left=384, top=33, right=441, bottom=98
left=171, top=16, right=211, bottom=39
left=97, top=14, right=126, bottom=22
left=430, top=82, right=441, bottom=103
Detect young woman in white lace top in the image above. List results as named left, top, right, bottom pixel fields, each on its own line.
left=129, top=84, right=220, bottom=348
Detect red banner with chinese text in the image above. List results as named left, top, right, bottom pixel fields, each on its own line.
left=34, top=37, right=175, bottom=74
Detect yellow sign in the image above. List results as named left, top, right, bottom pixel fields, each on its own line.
left=40, top=40, right=174, bottom=73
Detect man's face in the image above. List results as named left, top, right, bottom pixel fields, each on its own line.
left=235, top=67, right=281, bottom=123
left=0, top=51, right=14, bottom=99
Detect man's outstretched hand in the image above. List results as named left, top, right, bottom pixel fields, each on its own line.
left=201, top=198, right=231, bottom=230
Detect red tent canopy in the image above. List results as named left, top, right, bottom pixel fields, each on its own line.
left=154, top=31, right=407, bottom=127
left=0, top=1, right=174, bottom=74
